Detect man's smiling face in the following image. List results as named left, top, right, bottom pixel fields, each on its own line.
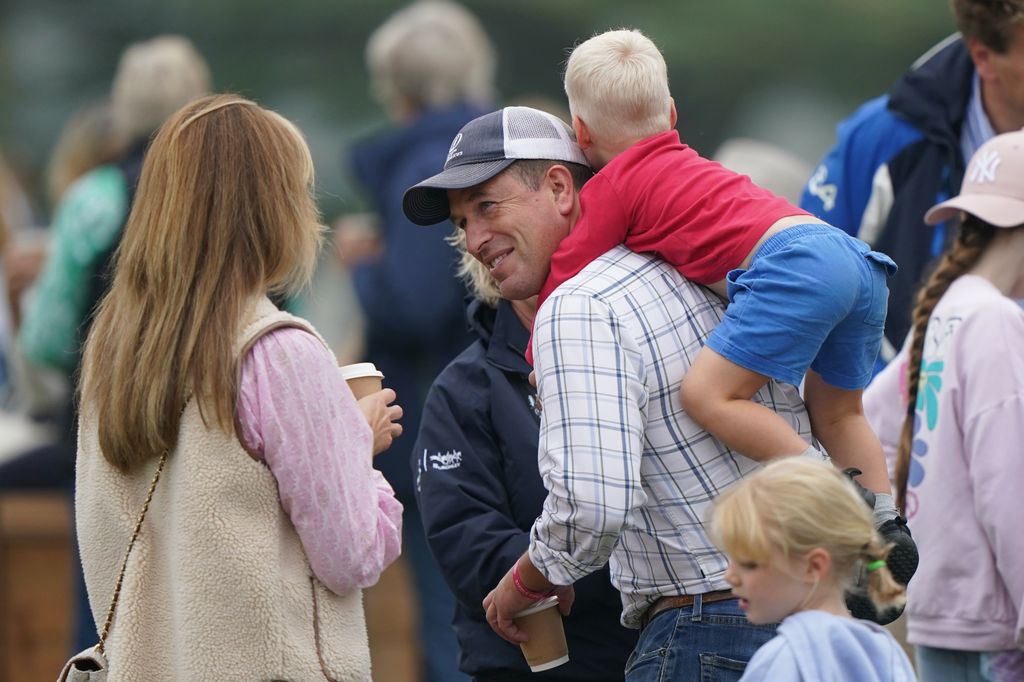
left=448, top=167, right=571, bottom=301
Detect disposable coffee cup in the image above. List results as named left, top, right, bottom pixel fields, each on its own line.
left=513, top=595, right=569, bottom=673
left=339, top=362, right=384, bottom=399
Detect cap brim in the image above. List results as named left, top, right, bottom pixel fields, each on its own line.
left=403, top=159, right=516, bottom=226
left=925, top=194, right=1024, bottom=227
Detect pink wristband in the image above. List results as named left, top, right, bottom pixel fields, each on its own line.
left=512, top=561, right=554, bottom=601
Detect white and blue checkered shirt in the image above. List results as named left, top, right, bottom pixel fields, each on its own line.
left=527, top=247, right=812, bottom=628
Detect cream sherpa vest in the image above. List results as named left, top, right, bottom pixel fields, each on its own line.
left=76, top=297, right=372, bottom=681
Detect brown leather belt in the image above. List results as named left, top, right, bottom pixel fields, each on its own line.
left=640, top=589, right=736, bottom=629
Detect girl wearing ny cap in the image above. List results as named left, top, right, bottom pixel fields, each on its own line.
left=864, top=130, right=1024, bottom=681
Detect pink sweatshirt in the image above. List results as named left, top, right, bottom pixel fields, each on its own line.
left=865, top=275, right=1024, bottom=652
left=236, top=326, right=403, bottom=596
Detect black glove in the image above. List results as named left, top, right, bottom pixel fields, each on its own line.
left=842, top=469, right=919, bottom=625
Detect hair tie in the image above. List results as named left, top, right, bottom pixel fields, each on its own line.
left=866, top=559, right=886, bottom=572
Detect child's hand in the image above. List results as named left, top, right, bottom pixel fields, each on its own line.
left=357, top=388, right=403, bottom=456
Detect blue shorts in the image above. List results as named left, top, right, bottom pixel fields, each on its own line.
left=706, top=223, right=897, bottom=390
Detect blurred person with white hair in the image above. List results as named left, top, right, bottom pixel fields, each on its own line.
left=3, top=33, right=210, bottom=655
left=713, top=138, right=812, bottom=205
left=333, top=3, right=496, bottom=680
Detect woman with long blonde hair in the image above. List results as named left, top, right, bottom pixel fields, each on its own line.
left=865, top=131, right=1024, bottom=681
left=75, top=94, right=403, bottom=681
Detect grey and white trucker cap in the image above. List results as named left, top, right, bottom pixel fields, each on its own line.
left=402, top=106, right=589, bottom=226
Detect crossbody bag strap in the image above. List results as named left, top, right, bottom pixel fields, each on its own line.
left=95, top=448, right=168, bottom=655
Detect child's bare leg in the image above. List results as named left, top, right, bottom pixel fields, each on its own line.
left=803, top=370, right=891, bottom=495
left=680, top=347, right=808, bottom=460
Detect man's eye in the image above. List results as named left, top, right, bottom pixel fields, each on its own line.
left=478, top=201, right=495, bottom=213
left=739, top=561, right=759, bottom=570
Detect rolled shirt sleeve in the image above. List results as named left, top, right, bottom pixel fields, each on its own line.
left=528, top=292, right=647, bottom=585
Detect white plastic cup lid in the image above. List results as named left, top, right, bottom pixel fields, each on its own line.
left=513, top=595, right=560, bottom=618
left=339, top=362, right=384, bottom=380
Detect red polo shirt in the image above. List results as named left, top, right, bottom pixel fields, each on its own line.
left=528, top=130, right=808, bottom=364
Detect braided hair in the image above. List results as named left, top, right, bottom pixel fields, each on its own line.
left=895, top=216, right=996, bottom=509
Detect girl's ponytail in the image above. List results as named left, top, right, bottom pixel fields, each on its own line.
left=864, top=534, right=907, bottom=613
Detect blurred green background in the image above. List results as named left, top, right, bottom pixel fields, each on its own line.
left=0, top=0, right=954, bottom=222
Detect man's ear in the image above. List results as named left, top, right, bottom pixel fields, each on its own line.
left=545, top=164, right=577, bottom=217
left=968, top=37, right=996, bottom=81
left=572, top=115, right=592, bottom=150
left=804, top=547, right=832, bottom=583
left=669, top=98, right=678, bottom=129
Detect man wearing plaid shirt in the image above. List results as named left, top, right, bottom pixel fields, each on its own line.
left=403, top=106, right=813, bottom=680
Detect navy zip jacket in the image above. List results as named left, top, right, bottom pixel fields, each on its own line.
left=412, top=298, right=637, bottom=681
left=801, top=36, right=973, bottom=357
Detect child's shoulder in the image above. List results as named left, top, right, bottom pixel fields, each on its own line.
left=781, top=609, right=874, bottom=633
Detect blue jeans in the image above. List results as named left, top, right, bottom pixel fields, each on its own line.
left=916, top=646, right=1005, bottom=682
left=625, top=596, right=775, bottom=682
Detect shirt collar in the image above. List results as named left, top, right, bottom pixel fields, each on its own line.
left=961, top=72, right=996, bottom=163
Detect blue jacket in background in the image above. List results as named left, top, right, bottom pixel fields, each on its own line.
left=800, top=36, right=973, bottom=359
left=412, top=298, right=637, bottom=681
left=348, top=103, right=482, bottom=500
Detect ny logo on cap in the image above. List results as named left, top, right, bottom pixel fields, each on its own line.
left=446, top=133, right=464, bottom=165
left=969, top=149, right=1001, bottom=184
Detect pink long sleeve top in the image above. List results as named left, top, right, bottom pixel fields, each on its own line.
left=235, top=326, right=403, bottom=595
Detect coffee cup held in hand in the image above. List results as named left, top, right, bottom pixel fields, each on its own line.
left=339, top=362, right=384, bottom=399
left=513, top=596, right=569, bottom=673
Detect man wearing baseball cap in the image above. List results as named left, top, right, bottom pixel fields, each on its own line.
left=403, top=106, right=813, bottom=678
left=865, top=130, right=1024, bottom=678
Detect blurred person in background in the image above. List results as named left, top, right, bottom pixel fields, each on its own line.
left=0, top=172, right=53, bottom=462
left=0, top=150, right=33, bottom=403
left=864, top=131, right=1024, bottom=682
left=6, top=35, right=209, bottom=487
left=0, top=149, right=35, bottom=235
left=713, top=138, right=812, bottom=205
left=801, top=0, right=1024, bottom=371
left=45, top=98, right=122, bottom=213
left=75, top=94, right=403, bottom=681
left=334, top=2, right=496, bottom=679
left=1, top=99, right=122, bottom=416
left=0, top=208, right=11, bottom=403
left=411, top=224, right=638, bottom=681
left=1, top=34, right=210, bottom=655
